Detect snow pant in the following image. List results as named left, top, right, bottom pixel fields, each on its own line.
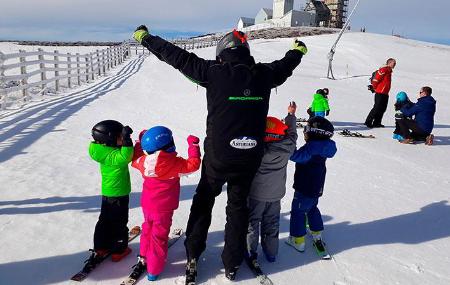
left=397, top=118, right=429, bottom=140
left=94, top=195, right=129, bottom=253
left=314, top=111, right=325, bottom=117
left=184, top=156, right=259, bottom=270
left=246, top=199, right=281, bottom=258
left=139, top=210, right=173, bottom=275
left=290, top=192, right=323, bottom=237
left=365, top=93, right=389, bottom=126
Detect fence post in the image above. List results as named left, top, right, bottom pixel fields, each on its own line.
left=90, top=53, right=95, bottom=80
left=127, top=44, right=131, bottom=58
left=19, top=50, right=29, bottom=100
left=54, top=50, right=60, bottom=92
left=76, top=53, right=81, bottom=85
left=85, top=55, right=90, bottom=82
left=0, top=51, right=5, bottom=110
left=38, top=48, right=47, bottom=94
left=102, top=49, right=106, bottom=75
left=96, top=50, right=101, bottom=76
left=67, top=53, right=72, bottom=89
left=106, top=48, right=110, bottom=71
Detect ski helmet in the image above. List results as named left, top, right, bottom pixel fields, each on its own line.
left=216, top=29, right=250, bottom=58
left=140, top=126, right=175, bottom=154
left=304, top=117, right=334, bottom=140
left=396, top=91, right=408, bottom=102
left=264, top=116, right=288, bottom=142
left=91, top=120, right=123, bottom=146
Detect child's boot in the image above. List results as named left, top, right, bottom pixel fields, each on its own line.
left=286, top=236, right=305, bottom=252
left=130, top=255, right=147, bottom=280
left=111, top=247, right=132, bottom=262
left=147, top=273, right=159, bottom=281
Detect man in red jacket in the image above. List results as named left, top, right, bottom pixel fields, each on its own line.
left=365, top=58, right=396, bottom=128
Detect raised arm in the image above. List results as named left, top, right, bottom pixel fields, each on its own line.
left=265, top=39, right=307, bottom=88
left=134, top=25, right=214, bottom=85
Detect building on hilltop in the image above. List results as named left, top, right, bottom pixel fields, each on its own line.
left=322, top=0, right=348, bottom=28
left=237, top=0, right=348, bottom=30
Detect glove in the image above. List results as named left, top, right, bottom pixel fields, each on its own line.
left=187, top=135, right=200, bottom=146
left=368, top=85, right=375, bottom=93
left=326, top=110, right=330, bottom=116
left=121, top=126, right=133, bottom=147
left=138, top=129, right=147, bottom=141
left=293, top=39, right=308, bottom=55
left=395, top=110, right=404, bottom=119
left=133, top=25, right=149, bottom=43
left=187, top=135, right=201, bottom=158
left=288, top=101, right=297, bottom=115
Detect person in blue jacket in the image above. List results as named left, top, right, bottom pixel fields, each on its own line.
left=396, top=86, right=436, bottom=145
left=286, top=116, right=337, bottom=253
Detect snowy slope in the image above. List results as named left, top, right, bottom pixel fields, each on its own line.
left=1, top=32, right=450, bottom=285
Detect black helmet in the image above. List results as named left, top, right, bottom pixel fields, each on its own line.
left=216, top=29, right=250, bottom=57
left=304, top=117, right=334, bottom=140
left=92, top=120, right=123, bottom=146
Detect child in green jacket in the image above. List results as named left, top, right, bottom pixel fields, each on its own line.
left=85, top=120, right=134, bottom=269
left=308, top=88, right=330, bottom=118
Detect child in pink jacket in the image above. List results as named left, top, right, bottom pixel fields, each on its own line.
left=130, top=126, right=201, bottom=281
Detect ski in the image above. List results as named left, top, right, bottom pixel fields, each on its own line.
left=119, top=228, right=184, bottom=285
left=338, top=129, right=375, bottom=138
left=245, top=257, right=274, bottom=285
left=70, top=225, right=141, bottom=282
left=312, top=239, right=331, bottom=260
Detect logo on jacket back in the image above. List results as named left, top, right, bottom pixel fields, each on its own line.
left=230, top=136, right=257, bottom=149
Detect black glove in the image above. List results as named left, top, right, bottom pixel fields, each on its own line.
left=326, top=110, right=330, bottom=116
left=121, top=126, right=134, bottom=146
left=368, top=85, right=375, bottom=93
left=135, top=25, right=148, bottom=32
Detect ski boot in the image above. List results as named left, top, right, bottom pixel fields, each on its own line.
left=111, top=247, right=132, bottom=262
left=82, top=249, right=109, bottom=272
left=225, top=266, right=239, bottom=281
left=185, top=258, right=197, bottom=285
left=129, top=255, right=147, bottom=280
left=286, top=236, right=305, bottom=252
left=147, top=273, right=159, bottom=281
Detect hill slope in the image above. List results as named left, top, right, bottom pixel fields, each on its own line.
left=1, top=32, right=450, bottom=285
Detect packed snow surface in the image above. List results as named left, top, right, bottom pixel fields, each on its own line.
left=1, top=32, right=450, bottom=285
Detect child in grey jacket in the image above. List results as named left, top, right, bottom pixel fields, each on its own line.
left=246, top=102, right=298, bottom=263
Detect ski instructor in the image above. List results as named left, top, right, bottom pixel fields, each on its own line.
left=133, top=25, right=307, bottom=281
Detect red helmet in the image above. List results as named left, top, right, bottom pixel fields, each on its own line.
left=264, top=117, right=288, bottom=142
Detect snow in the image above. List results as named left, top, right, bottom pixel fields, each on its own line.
left=1, top=32, right=450, bottom=285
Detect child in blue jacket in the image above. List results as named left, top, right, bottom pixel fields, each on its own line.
left=286, top=116, right=337, bottom=252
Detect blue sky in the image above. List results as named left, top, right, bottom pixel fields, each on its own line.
left=0, top=0, right=449, bottom=45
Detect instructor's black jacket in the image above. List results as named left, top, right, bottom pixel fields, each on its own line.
left=141, top=35, right=303, bottom=171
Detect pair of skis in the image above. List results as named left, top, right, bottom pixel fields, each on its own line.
left=70, top=227, right=184, bottom=284
left=120, top=228, right=184, bottom=285
left=338, top=128, right=375, bottom=138
left=70, top=225, right=142, bottom=282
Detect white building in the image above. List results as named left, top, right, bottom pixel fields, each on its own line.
left=237, top=17, right=255, bottom=30
left=238, top=0, right=316, bottom=29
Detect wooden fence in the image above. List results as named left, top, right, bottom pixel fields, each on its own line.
left=0, top=37, right=220, bottom=110
left=0, top=44, right=150, bottom=110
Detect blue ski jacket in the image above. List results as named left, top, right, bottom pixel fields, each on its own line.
left=290, top=139, right=337, bottom=198
left=401, top=95, right=436, bottom=134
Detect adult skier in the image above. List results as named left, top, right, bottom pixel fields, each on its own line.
left=365, top=58, right=396, bottom=128
left=133, top=25, right=307, bottom=281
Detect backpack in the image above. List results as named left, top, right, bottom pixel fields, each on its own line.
left=369, top=70, right=377, bottom=85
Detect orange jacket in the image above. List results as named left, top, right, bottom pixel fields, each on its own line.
left=372, top=66, right=393, bottom=95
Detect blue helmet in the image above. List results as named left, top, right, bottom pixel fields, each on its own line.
left=396, top=91, right=408, bottom=102
left=141, top=126, right=175, bottom=154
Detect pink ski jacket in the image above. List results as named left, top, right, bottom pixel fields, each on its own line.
left=132, top=135, right=201, bottom=212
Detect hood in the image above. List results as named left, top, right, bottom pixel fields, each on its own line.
left=306, top=139, right=337, bottom=158
left=218, top=47, right=255, bottom=66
